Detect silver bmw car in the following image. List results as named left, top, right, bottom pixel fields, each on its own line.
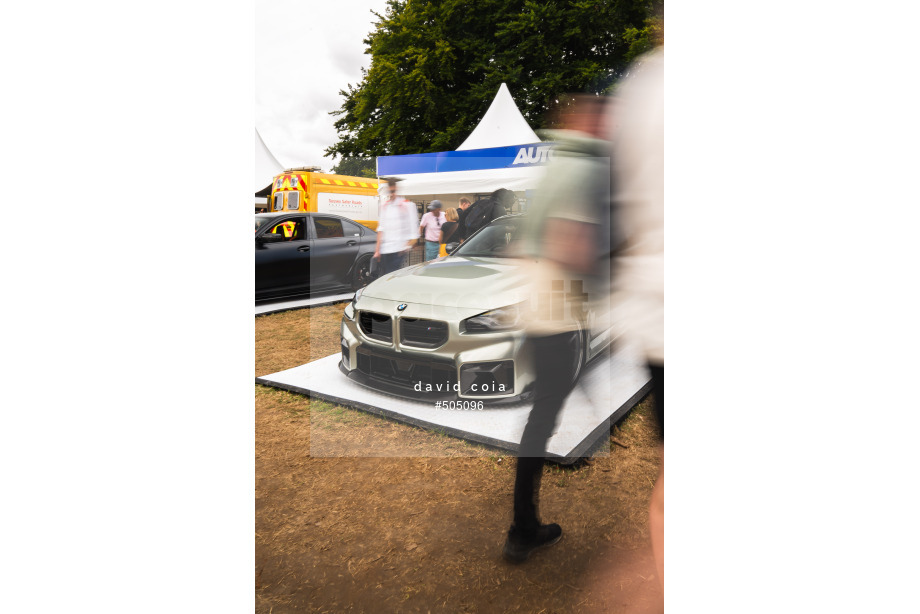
left=339, top=214, right=611, bottom=403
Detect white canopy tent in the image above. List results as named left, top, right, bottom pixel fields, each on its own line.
left=376, top=83, right=551, bottom=202
left=255, top=128, right=284, bottom=193
left=456, top=83, right=540, bottom=150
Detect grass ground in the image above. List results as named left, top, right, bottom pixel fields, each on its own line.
left=255, top=304, right=663, bottom=613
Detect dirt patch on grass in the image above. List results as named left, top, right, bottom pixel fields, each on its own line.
left=255, top=305, right=663, bottom=612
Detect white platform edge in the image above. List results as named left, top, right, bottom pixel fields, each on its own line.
left=256, top=346, right=651, bottom=463
left=255, top=292, right=354, bottom=316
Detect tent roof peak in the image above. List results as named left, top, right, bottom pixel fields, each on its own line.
left=455, top=83, right=540, bottom=151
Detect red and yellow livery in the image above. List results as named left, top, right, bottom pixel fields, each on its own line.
left=270, top=168, right=379, bottom=230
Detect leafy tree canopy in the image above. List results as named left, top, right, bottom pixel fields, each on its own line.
left=331, top=156, right=377, bottom=178
left=325, top=0, right=662, bottom=160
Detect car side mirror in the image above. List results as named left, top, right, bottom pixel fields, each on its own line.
left=258, top=233, right=284, bottom=244
left=445, top=242, right=460, bottom=254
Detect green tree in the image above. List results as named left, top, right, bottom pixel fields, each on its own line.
left=620, top=15, right=664, bottom=72
left=325, top=0, right=662, bottom=160
left=331, top=156, right=377, bottom=178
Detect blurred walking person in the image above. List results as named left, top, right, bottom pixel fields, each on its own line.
left=502, top=95, right=613, bottom=563
left=608, top=47, right=665, bottom=588
left=374, top=178, right=419, bottom=275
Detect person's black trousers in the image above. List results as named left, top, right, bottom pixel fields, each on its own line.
left=379, top=251, right=406, bottom=275
left=512, top=332, right=579, bottom=532
left=649, top=363, right=663, bottom=440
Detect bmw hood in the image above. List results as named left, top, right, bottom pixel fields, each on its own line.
left=362, top=256, right=534, bottom=310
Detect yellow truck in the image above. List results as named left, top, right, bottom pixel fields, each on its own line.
left=270, top=167, right=379, bottom=230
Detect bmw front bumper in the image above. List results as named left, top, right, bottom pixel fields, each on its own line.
left=339, top=295, right=534, bottom=403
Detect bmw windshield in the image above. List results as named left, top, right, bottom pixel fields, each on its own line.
left=451, top=217, right=525, bottom=258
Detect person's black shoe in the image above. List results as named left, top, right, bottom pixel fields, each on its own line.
left=502, top=523, right=563, bottom=563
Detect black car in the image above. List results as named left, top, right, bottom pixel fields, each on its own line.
left=255, top=212, right=376, bottom=300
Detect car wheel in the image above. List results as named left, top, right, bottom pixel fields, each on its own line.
left=351, top=255, right=372, bottom=290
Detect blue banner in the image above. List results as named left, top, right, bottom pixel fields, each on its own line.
left=377, top=142, right=555, bottom=176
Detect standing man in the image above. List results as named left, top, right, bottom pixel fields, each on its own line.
left=456, top=197, right=472, bottom=241
left=374, top=178, right=419, bottom=275
left=419, top=200, right=446, bottom=261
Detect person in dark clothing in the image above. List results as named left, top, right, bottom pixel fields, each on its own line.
left=490, top=188, right=515, bottom=219
left=461, top=197, right=490, bottom=237
left=463, top=188, right=516, bottom=238
left=439, top=207, right=460, bottom=256
left=504, top=333, right=579, bottom=562
left=456, top=197, right=472, bottom=241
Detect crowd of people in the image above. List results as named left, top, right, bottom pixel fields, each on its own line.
left=373, top=180, right=519, bottom=272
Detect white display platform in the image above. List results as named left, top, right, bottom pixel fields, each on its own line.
left=255, top=292, right=353, bottom=316
left=256, top=343, right=651, bottom=462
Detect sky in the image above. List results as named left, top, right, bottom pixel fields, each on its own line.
left=255, top=0, right=391, bottom=173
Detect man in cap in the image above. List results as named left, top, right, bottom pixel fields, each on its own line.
left=419, top=199, right=447, bottom=261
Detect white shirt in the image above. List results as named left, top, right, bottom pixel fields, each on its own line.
left=610, top=48, right=664, bottom=363
left=377, top=196, right=419, bottom=254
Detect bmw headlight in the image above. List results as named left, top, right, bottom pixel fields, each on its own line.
left=461, top=304, right=524, bottom=333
